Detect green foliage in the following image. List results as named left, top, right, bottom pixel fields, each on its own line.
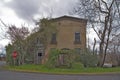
left=80, top=49, right=98, bottom=67
left=45, top=49, right=60, bottom=68
left=6, top=18, right=57, bottom=66
left=64, top=49, right=77, bottom=68
left=6, top=26, right=30, bottom=65
left=46, top=49, right=77, bottom=68
left=37, top=18, right=58, bottom=48
left=6, top=44, right=14, bottom=65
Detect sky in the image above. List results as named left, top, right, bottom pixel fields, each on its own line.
left=0, top=0, right=79, bottom=46
left=0, top=0, right=78, bottom=23
left=0, top=0, right=98, bottom=49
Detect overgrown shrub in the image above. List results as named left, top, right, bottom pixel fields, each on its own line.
left=45, top=49, right=60, bottom=68
left=46, top=48, right=98, bottom=68
left=80, top=49, right=98, bottom=67
left=45, top=49, right=76, bottom=68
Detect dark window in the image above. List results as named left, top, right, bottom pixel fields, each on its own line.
left=38, top=53, right=42, bottom=57
left=51, top=33, right=57, bottom=44
left=74, top=32, right=81, bottom=44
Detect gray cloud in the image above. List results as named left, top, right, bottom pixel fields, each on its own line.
left=5, top=0, right=78, bottom=22
left=0, top=1, right=5, bottom=15
left=6, top=0, right=41, bottom=21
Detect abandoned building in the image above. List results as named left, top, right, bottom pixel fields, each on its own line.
left=35, top=16, right=87, bottom=64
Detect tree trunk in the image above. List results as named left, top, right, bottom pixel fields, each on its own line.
left=93, top=38, right=96, bottom=55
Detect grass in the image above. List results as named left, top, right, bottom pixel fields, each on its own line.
left=5, top=64, right=120, bottom=74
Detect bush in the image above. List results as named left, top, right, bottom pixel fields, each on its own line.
left=80, top=49, right=98, bottom=67
left=45, top=49, right=60, bottom=68
left=46, top=48, right=98, bottom=68
left=45, top=49, right=76, bottom=68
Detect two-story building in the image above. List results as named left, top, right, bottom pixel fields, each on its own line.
left=40, top=16, right=87, bottom=63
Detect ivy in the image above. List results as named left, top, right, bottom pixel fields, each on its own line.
left=45, top=49, right=76, bottom=68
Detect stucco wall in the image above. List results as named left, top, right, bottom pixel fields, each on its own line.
left=49, top=19, right=87, bottom=49
left=42, top=17, right=87, bottom=63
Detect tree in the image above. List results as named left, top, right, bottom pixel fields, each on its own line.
left=5, top=18, right=57, bottom=65
left=6, top=25, right=29, bottom=65
left=108, top=33, right=120, bottom=66
left=73, top=0, right=120, bottom=67
left=108, top=33, right=120, bottom=54
left=1, top=19, right=31, bottom=65
left=0, top=19, right=8, bottom=40
left=6, top=44, right=14, bottom=65
left=80, top=49, right=98, bottom=67
left=7, top=25, right=29, bottom=42
left=36, top=18, right=57, bottom=48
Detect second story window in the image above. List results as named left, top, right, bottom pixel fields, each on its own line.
left=51, top=33, right=57, bottom=44
left=74, top=32, right=81, bottom=44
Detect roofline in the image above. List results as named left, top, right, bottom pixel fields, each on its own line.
left=50, top=15, right=88, bottom=22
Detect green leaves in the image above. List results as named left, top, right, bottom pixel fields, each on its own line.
left=45, top=49, right=60, bottom=68
left=46, top=49, right=76, bottom=68
left=80, top=49, right=98, bottom=67
left=37, top=18, right=57, bottom=48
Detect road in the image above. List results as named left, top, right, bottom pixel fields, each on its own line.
left=0, top=61, right=120, bottom=80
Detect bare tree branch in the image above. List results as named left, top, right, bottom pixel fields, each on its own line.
left=0, top=19, right=8, bottom=28
left=91, top=24, right=101, bottom=40
left=101, top=0, right=109, bottom=10
left=96, top=0, right=109, bottom=14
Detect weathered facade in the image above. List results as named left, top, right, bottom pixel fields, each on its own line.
left=42, top=16, right=87, bottom=63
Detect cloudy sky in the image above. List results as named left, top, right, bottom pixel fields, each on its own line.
left=0, top=0, right=98, bottom=48
left=0, top=0, right=78, bottom=23
left=0, top=0, right=79, bottom=46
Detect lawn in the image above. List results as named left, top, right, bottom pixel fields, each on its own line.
left=6, top=64, right=120, bottom=74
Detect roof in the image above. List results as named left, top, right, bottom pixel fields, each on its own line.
left=51, top=15, right=87, bottom=22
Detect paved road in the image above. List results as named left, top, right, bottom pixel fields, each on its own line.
left=0, top=61, right=120, bottom=80
left=0, top=70, right=120, bottom=80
